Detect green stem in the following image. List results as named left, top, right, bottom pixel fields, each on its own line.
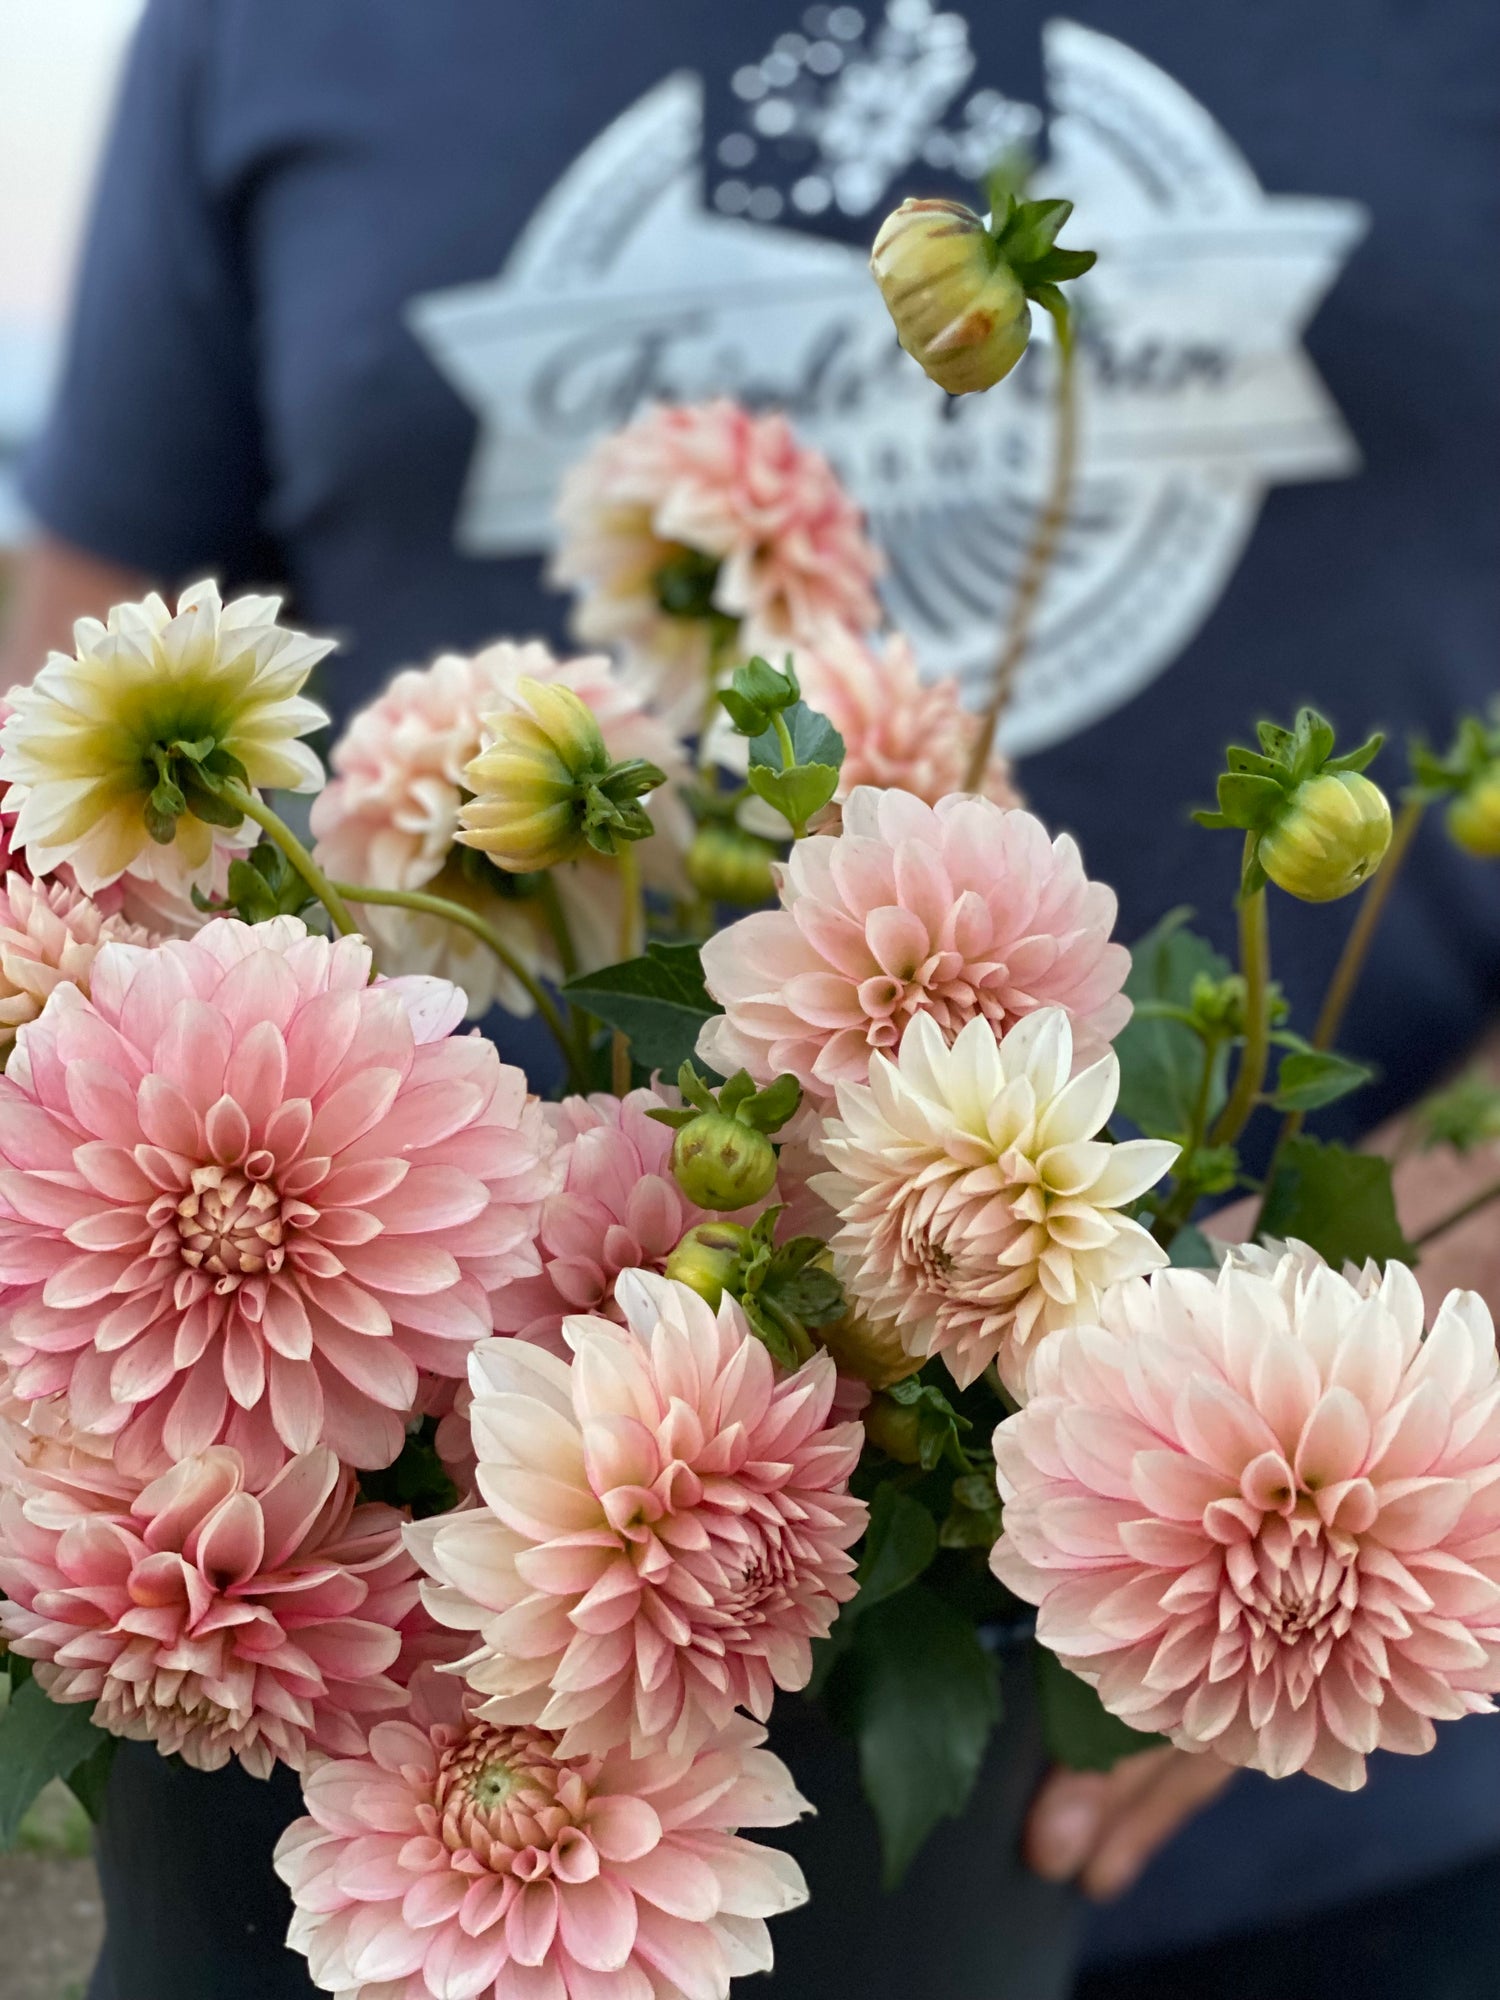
left=534, top=872, right=579, bottom=980
left=221, top=783, right=358, bottom=937
left=331, top=879, right=583, bottom=1086
left=1412, top=1174, right=1500, bottom=1250
left=962, top=311, right=1079, bottom=794
left=1209, top=859, right=1271, bottom=1151
left=771, top=711, right=808, bottom=838
left=1151, top=1029, right=1225, bottom=1250
left=1257, top=796, right=1424, bottom=1229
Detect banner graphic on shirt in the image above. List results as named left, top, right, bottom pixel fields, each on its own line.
left=410, top=12, right=1367, bottom=757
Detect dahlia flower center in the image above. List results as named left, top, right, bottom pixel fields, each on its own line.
left=1227, top=1519, right=1357, bottom=1656
left=435, top=1724, right=585, bottom=1868
left=176, top=1166, right=285, bottom=1284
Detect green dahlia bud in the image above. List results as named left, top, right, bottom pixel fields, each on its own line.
left=1257, top=770, right=1393, bottom=902
left=1447, top=767, right=1500, bottom=859
left=686, top=825, right=779, bottom=906
left=864, top=1392, right=926, bottom=1464
left=869, top=198, right=1031, bottom=396
left=664, top=1222, right=752, bottom=1308
left=670, top=1113, right=778, bottom=1212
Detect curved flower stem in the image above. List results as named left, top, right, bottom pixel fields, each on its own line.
left=1256, top=797, right=1425, bottom=1230
left=1209, top=861, right=1271, bottom=1151
left=611, top=844, right=645, bottom=1093
left=330, top=879, right=583, bottom=1086
left=220, top=782, right=358, bottom=937
left=1412, top=1173, right=1500, bottom=1250
left=962, top=311, right=1080, bottom=795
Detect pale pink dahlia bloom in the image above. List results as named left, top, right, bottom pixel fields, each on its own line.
left=815, top=1010, right=1176, bottom=1394
left=0, top=917, right=555, bottom=1476
left=698, top=786, right=1131, bottom=1103
left=412, top=1270, right=866, bottom=1757
left=311, top=641, right=690, bottom=1014
left=0, top=1440, right=421, bottom=1776
left=491, top=1088, right=770, bottom=1355
left=0, top=697, right=20, bottom=876
left=992, top=1253, right=1500, bottom=1790
left=0, top=872, right=151, bottom=1058
left=276, top=1692, right=809, bottom=2000
left=789, top=625, right=1019, bottom=808
left=551, top=399, right=883, bottom=724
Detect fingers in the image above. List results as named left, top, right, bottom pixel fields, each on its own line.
left=1023, top=1746, right=1237, bottom=1902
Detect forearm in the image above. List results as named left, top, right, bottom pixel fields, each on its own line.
left=0, top=534, right=152, bottom=689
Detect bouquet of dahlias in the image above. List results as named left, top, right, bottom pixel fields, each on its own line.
left=3, top=173, right=1500, bottom=2000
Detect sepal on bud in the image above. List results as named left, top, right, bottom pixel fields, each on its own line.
left=1195, top=708, right=1392, bottom=901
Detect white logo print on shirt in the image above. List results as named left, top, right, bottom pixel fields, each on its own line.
left=410, top=11, right=1366, bottom=757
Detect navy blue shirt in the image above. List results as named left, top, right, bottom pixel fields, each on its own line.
left=23, top=0, right=1500, bottom=1959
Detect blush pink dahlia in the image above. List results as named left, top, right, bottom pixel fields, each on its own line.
left=412, top=1270, right=866, bottom=1757
left=815, top=1010, right=1176, bottom=1394
left=311, top=641, right=689, bottom=1013
left=275, top=1696, right=809, bottom=2000
left=698, top=786, right=1131, bottom=1102
left=992, top=1253, right=1500, bottom=1790
left=491, top=1088, right=769, bottom=1356
left=789, top=625, right=1019, bottom=808
left=551, top=399, right=883, bottom=723
left=0, top=1440, right=421, bottom=1776
left=0, top=872, right=150, bottom=1059
left=0, top=917, right=555, bottom=1476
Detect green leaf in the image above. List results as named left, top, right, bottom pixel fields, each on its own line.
left=1259, top=1136, right=1415, bottom=1266
left=357, top=1416, right=461, bottom=1521
left=1167, top=1223, right=1218, bottom=1268
left=63, top=1735, right=118, bottom=1822
left=563, top=943, right=716, bottom=1074
left=748, top=700, right=845, bottom=777
left=832, top=1586, right=1000, bottom=1886
left=0, top=1679, right=114, bottom=1849
left=1270, top=1049, right=1376, bottom=1113
left=746, top=761, right=840, bottom=831
left=849, top=1486, right=939, bottom=1617
left=1034, top=1648, right=1162, bottom=1771
left=1114, top=910, right=1230, bottom=1140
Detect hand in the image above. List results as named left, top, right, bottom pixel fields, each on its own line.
left=1023, top=1746, right=1237, bottom=1900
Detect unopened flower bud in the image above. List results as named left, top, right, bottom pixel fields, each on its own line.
left=1256, top=771, right=1393, bottom=902
left=1447, top=767, right=1500, bottom=859
left=818, top=1308, right=924, bottom=1391
left=871, top=198, right=1031, bottom=396
left=671, top=1113, right=777, bottom=1212
left=664, top=1221, right=751, bottom=1308
left=686, top=825, right=778, bottom=906
left=459, top=679, right=662, bottom=872
left=864, top=1392, right=925, bottom=1464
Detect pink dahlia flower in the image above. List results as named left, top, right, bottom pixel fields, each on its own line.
left=789, top=625, right=1019, bottom=808
left=491, top=1088, right=770, bottom=1355
left=551, top=399, right=883, bottom=723
left=412, top=1270, right=866, bottom=1757
left=0, top=872, right=150, bottom=1058
left=0, top=917, right=555, bottom=1475
left=0, top=1440, right=422, bottom=1776
left=275, top=1694, right=809, bottom=2000
left=698, top=786, right=1131, bottom=1102
left=992, top=1253, right=1500, bottom=1790
left=311, top=641, right=690, bottom=1014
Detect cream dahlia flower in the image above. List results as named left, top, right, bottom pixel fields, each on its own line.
left=0, top=1439, right=421, bottom=1777
left=551, top=400, right=883, bottom=724
left=814, top=1010, right=1177, bottom=1394
left=697, top=786, right=1131, bottom=1104
left=0, top=581, right=330, bottom=895
left=0, top=917, right=555, bottom=1477
left=276, top=1689, right=809, bottom=2000
left=311, top=641, right=689, bottom=1014
left=0, top=873, right=150, bottom=1059
left=411, top=1271, right=866, bottom=1758
left=993, top=1253, right=1500, bottom=1790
